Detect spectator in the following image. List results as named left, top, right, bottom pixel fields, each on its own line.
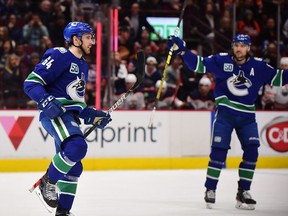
left=195, top=1, right=220, bottom=55
left=154, top=39, right=169, bottom=71
left=237, top=9, right=261, bottom=45
left=0, top=39, right=15, bottom=69
left=2, top=53, right=24, bottom=108
left=215, top=16, right=233, bottom=52
left=22, top=13, right=49, bottom=48
left=118, top=26, right=135, bottom=61
left=6, top=13, right=23, bottom=43
left=165, top=55, right=182, bottom=93
left=274, top=57, right=288, bottom=110
left=116, top=74, right=146, bottom=109
left=147, top=80, right=174, bottom=110
left=176, top=50, right=203, bottom=103
left=134, top=27, right=159, bottom=55
left=0, top=26, right=10, bottom=52
left=137, top=56, right=162, bottom=105
left=122, top=2, right=161, bottom=42
left=186, top=76, right=215, bottom=110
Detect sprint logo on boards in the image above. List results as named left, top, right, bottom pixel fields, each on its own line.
left=0, top=116, right=34, bottom=150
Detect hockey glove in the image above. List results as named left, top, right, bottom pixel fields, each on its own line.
left=167, top=35, right=187, bottom=55
left=79, top=107, right=111, bottom=129
left=38, top=94, right=66, bottom=119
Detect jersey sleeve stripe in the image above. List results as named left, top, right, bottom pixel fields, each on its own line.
left=25, top=71, right=47, bottom=85
left=195, top=56, right=206, bottom=74
left=270, top=69, right=283, bottom=87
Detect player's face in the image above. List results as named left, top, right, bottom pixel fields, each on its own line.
left=81, top=33, right=95, bottom=54
left=232, top=42, right=249, bottom=62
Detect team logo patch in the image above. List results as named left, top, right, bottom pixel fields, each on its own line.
left=66, top=72, right=85, bottom=102
left=69, top=63, right=79, bottom=74
left=227, top=70, right=252, bottom=96
left=223, top=63, right=233, bottom=72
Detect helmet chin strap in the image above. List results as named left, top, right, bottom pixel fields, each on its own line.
left=72, top=40, right=87, bottom=55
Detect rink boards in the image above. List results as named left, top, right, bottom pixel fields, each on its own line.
left=0, top=110, right=287, bottom=171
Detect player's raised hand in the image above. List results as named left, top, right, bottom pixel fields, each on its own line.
left=167, top=35, right=186, bottom=54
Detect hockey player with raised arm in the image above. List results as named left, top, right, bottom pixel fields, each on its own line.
left=167, top=34, right=288, bottom=210
left=24, top=22, right=111, bottom=215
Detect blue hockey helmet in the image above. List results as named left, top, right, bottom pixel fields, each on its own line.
left=64, top=22, right=94, bottom=43
left=232, top=34, right=251, bottom=46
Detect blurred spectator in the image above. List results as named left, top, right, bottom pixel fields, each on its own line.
left=115, top=74, right=146, bottom=110
left=263, top=42, right=277, bottom=68
left=134, top=27, right=159, bottom=55
left=49, top=14, right=67, bottom=47
left=165, top=55, right=182, bottom=93
left=237, top=9, right=261, bottom=45
left=137, top=56, right=162, bottom=105
left=176, top=50, right=203, bottom=102
left=185, top=76, right=215, bottom=110
left=195, top=1, right=220, bottom=55
left=6, top=13, right=23, bottom=43
left=118, top=26, right=135, bottom=61
left=0, top=26, right=10, bottom=51
left=274, top=57, right=288, bottom=110
left=214, top=16, right=233, bottom=52
left=260, top=17, right=285, bottom=55
left=154, top=39, right=168, bottom=71
left=38, top=0, right=54, bottom=28
left=0, top=39, right=15, bottom=69
left=122, top=2, right=161, bottom=42
left=22, top=13, right=49, bottom=48
left=2, top=53, right=25, bottom=108
left=260, top=57, right=288, bottom=110
left=147, top=80, right=174, bottom=110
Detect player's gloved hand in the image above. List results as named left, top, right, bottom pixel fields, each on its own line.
left=167, top=35, right=186, bottom=54
left=79, top=107, right=111, bottom=129
left=38, top=94, right=66, bottom=119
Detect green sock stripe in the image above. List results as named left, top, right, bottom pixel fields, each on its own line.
left=239, top=168, right=254, bottom=180
left=207, top=166, right=221, bottom=178
left=52, top=153, right=73, bottom=174
left=57, top=180, right=77, bottom=195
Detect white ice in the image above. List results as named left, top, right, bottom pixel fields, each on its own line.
left=0, top=169, right=287, bottom=216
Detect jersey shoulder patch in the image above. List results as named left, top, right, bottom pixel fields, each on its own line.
left=219, top=52, right=229, bottom=56
left=54, top=47, right=68, bottom=54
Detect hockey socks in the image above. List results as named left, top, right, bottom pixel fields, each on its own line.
left=49, top=152, right=76, bottom=182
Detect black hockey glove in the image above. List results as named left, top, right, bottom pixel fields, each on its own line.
left=167, top=35, right=187, bottom=55
left=38, top=94, right=66, bottom=119
left=79, top=107, right=111, bottom=129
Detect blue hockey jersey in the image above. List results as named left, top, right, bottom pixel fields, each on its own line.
left=24, top=47, right=89, bottom=118
left=182, top=52, right=288, bottom=117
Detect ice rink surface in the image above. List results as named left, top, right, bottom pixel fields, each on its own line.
left=0, top=169, right=287, bottom=216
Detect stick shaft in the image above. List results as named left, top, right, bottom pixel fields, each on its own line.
left=148, top=0, right=188, bottom=127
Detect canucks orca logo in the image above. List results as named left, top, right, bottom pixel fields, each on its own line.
left=66, top=73, right=85, bottom=102
left=227, top=70, right=252, bottom=96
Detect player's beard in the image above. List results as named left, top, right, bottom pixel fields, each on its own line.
left=233, top=51, right=247, bottom=64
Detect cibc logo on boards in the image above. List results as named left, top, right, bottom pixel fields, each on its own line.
left=260, top=116, right=288, bottom=152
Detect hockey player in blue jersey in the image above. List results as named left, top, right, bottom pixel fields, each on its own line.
left=24, top=22, right=111, bottom=215
left=167, top=34, right=288, bottom=210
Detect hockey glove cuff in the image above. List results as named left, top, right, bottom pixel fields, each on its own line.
left=167, top=35, right=187, bottom=55
left=79, top=107, right=111, bottom=129
left=38, top=94, right=66, bottom=119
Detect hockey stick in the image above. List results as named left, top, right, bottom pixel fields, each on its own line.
left=83, top=49, right=145, bottom=138
left=148, top=0, right=188, bottom=128
left=28, top=50, right=146, bottom=194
